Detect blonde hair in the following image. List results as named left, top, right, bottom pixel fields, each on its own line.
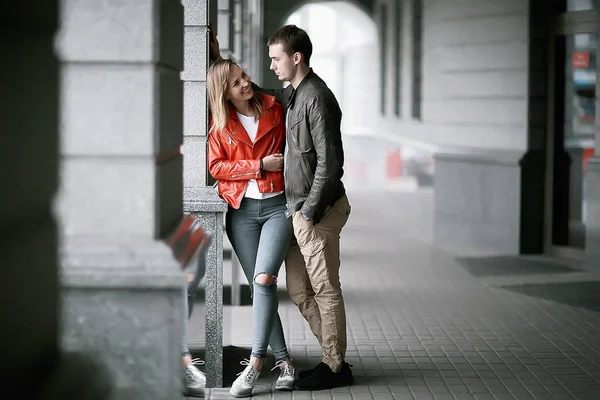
left=207, top=59, right=263, bottom=133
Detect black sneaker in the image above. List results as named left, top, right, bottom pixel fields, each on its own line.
left=298, top=362, right=325, bottom=379
left=337, top=362, right=354, bottom=386
left=295, top=363, right=335, bottom=390
left=295, top=362, right=354, bottom=390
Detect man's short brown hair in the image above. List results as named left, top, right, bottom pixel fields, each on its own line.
left=267, top=25, right=313, bottom=67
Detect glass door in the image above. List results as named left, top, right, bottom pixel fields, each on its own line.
left=545, top=5, right=597, bottom=256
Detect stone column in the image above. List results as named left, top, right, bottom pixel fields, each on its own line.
left=182, top=0, right=228, bottom=389
left=2, top=2, right=109, bottom=398
left=56, top=1, right=187, bottom=399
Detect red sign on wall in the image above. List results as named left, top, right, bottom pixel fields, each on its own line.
left=572, top=51, right=590, bottom=68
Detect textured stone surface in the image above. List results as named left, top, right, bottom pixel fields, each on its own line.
left=58, top=0, right=184, bottom=66
left=182, top=0, right=209, bottom=26
left=62, top=283, right=184, bottom=400
left=181, top=0, right=227, bottom=387
left=57, top=158, right=155, bottom=237
left=185, top=188, right=228, bottom=388
left=57, top=0, right=155, bottom=62
left=183, top=81, right=208, bottom=137
left=434, top=149, right=523, bottom=255
left=181, top=26, right=209, bottom=82
left=56, top=0, right=187, bottom=398
left=183, top=136, right=209, bottom=188
left=60, top=65, right=155, bottom=156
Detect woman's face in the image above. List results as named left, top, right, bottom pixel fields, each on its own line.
left=226, top=64, right=253, bottom=103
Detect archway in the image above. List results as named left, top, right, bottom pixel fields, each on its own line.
left=285, top=2, right=379, bottom=136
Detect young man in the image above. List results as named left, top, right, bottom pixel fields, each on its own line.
left=210, top=24, right=353, bottom=390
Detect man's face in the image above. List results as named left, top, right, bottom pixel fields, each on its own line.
left=268, top=43, right=297, bottom=82
left=226, top=64, right=253, bottom=103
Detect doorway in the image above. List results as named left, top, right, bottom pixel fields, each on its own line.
left=545, top=5, right=597, bottom=258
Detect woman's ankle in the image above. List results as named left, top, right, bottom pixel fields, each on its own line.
left=250, top=356, right=264, bottom=371
left=182, top=354, right=192, bottom=367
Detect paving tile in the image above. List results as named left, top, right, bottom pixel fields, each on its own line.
left=185, top=191, right=600, bottom=400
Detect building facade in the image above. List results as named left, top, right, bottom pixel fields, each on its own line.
left=5, top=0, right=600, bottom=398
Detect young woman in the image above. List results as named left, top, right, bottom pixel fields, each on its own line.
left=207, top=59, right=295, bottom=397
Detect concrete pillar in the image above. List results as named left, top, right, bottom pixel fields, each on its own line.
left=2, top=2, right=112, bottom=398
left=181, top=0, right=228, bottom=388
left=55, top=1, right=187, bottom=398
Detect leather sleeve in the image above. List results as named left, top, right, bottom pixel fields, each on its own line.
left=208, top=131, right=262, bottom=181
left=300, top=94, right=344, bottom=223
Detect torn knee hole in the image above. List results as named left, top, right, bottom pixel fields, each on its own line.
left=254, top=273, right=277, bottom=286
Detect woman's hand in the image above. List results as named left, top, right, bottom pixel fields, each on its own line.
left=262, top=154, right=284, bottom=172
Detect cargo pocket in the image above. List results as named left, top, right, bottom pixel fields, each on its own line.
left=293, top=212, right=327, bottom=257
left=299, top=233, right=326, bottom=258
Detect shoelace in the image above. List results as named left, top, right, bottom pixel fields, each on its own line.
left=237, top=359, right=259, bottom=383
left=191, top=358, right=205, bottom=367
left=185, top=358, right=206, bottom=382
left=271, top=360, right=293, bottom=377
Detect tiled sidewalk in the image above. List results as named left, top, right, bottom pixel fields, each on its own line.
left=189, top=190, right=600, bottom=399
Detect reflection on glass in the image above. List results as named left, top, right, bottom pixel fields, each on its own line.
left=564, top=33, right=596, bottom=248
left=567, top=0, right=598, bottom=11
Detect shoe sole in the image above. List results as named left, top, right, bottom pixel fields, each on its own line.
left=182, top=388, right=205, bottom=398
left=275, top=383, right=295, bottom=391
left=229, top=389, right=252, bottom=398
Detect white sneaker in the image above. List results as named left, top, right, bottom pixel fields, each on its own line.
left=230, top=359, right=261, bottom=398
left=183, top=358, right=206, bottom=398
left=273, top=360, right=295, bottom=391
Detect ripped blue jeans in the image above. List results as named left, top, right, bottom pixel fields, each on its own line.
left=226, top=194, right=293, bottom=361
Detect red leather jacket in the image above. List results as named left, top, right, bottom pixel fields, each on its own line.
left=208, top=94, right=286, bottom=209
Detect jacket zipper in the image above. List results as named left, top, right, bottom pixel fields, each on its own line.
left=231, top=171, right=258, bottom=178
left=225, top=132, right=236, bottom=145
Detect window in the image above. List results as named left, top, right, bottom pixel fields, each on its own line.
left=412, top=0, right=422, bottom=120
left=380, top=4, right=388, bottom=115
left=394, top=1, right=403, bottom=117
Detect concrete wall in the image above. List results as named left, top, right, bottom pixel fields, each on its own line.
left=373, top=0, right=555, bottom=255
left=375, top=0, right=532, bottom=150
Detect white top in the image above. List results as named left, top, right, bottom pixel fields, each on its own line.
left=236, top=112, right=283, bottom=200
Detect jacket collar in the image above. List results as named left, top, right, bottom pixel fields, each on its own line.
left=225, top=93, right=280, bottom=146
left=288, top=68, right=314, bottom=108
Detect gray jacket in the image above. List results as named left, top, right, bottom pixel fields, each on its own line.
left=253, top=69, right=345, bottom=223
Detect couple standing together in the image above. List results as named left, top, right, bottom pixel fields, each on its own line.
left=209, top=24, right=353, bottom=397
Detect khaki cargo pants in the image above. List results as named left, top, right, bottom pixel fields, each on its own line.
left=285, top=195, right=351, bottom=372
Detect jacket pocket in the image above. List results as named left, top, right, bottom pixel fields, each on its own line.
left=289, top=116, right=314, bottom=153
